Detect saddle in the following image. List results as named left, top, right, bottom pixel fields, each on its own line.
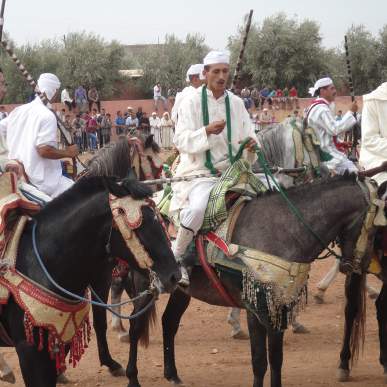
left=0, top=172, right=90, bottom=373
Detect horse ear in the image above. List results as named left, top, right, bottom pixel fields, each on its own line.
left=145, top=134, right=160, bottom=153
left=144, top=134, right=154, bottom=149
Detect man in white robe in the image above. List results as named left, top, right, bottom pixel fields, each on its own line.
left=149, top=112, right=162, bottom=145
left=170, top=51, right=257, bottom=285
left=360, top=82, right=387, bottom=190
left=171, top=63, right=205, bottom=124
left=306, top=77, right=358, bottom=174
left=0, top=73, right=79, bottom=198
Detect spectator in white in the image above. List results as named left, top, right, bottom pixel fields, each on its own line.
left=161, top=111, right=174, bottom=148
left=61, top=86, right=74, bottom=111
left=153, top=82, right=168, bottom=112
left=0, top=106, right=7, bottom=121
left=88, top=86, right=101, bottom=113
left=0, top=73, right=79, bottom=198
left=171, top=64, right=205, bottom=124
left=149, top=112, right=161, bottom=145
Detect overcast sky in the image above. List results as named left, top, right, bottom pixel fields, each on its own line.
left=2, top=0, right=386, bottom=50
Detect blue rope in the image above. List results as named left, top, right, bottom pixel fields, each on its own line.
left=31, top=220, right=154, bottom=312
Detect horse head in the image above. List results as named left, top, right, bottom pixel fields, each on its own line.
left=104, top=177, right=180, bottom=293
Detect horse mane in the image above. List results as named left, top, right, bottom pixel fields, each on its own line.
left=263, top=172, right=358, bottom=197
left=257, top=123, right=288, bottom=167
left=87, top=136, right=132, bottom=179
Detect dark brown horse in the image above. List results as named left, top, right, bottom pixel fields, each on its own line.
left=119, top=174, right=369, bottom=387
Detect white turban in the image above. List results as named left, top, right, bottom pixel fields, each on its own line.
left=37, top=73, right=61, bottom=100
left=308, top=77, right=333, bottom=96
left=185, top=64, right=205, bottom=82
left=203, top=51, right=230, bottom=66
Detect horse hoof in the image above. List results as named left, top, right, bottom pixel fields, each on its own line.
left=110, top=366, right=126, bottom=377
left=119, top=333, right=130, bottom=343
left=0, top=370, right=16, bottom=384
left=166, top=376, right=185, bottom=385
left=232, top=330, right=249, bottom=340
left=57, top=373, right=71, bottom=384
left=292, top=323, right=310, bottom=334
left=337, top=368, right=350, bottom=382
left=314, top=293, right=325, bottom=304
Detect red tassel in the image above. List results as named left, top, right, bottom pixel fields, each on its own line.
left=38, top=328, right=44, bottom=351
left=23, top=314, right=34, bottom=345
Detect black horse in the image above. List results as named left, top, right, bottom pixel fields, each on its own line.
left=116, top=174, right=370, bottom=387
left=0, top=175, right=180, bottom=387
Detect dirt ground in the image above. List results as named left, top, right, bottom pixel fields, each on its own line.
left=1, top=259, right=385, bottom=387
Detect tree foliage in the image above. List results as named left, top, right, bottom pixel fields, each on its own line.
left=133, top=34, right=209, bottom=97
left=1, top=32, right=124, bottom=104
left=228, top=13, right=334, bottom=96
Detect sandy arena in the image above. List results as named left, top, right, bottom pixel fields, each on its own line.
left=1, top=258, right=385, bottom=387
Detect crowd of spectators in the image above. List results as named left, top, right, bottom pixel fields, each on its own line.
left=239, top=85, right=299, bottom=112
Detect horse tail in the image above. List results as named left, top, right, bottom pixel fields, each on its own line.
left=347, top=272, right=367, bottom=366
left=139, top=303, right=157, bottom=348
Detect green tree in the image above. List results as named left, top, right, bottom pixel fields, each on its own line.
left=344, top=25, right=381, bottom=95
left=1, top=32, right=124, bottom=103
left=135, top=34, right=209, bottom=96
left=228, top=13, right=336, bottom=96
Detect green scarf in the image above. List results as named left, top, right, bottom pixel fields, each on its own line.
left=202, top=86, right=233, bottom=174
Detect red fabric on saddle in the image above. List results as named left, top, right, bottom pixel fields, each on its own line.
left=195, top=235, right=237, bottom=307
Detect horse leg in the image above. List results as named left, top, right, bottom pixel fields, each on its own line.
left=247, top=311, right=268, bottom=387
left=314, top=259, right=340, bottom=304
left=126, top=293, right=156, bottom=387
left=338, top=273, right=363, bottom=382
left=16, top=341, right=56, bottom=387
left=162, top=288, right=191, bottom=385
left=91, top=274, right=125, bottom=377
left=376, top=284, right=387, bottom=379
left=268, top=329, right=284, bottom=387
left=110, top=276, right=126, bottom=334
left=227, top=308, right=249, bottom=339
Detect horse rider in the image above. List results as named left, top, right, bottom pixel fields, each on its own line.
left=360, top=81, right=387, bottom=196
left=171, top=63, right=206, bottom=124
left=169, top=51, right=258, bottom=286
left=0, top=73, right=79, bottom=199
left=306, top=77, right=358, bottom=175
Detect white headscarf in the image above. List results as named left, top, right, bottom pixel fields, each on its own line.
left=203, top=51, right=230, bottom=66
left=185, top=64, right=205, bottom=82
left=37, top=73, right=61, bottom=100
left=308, top=77, right=333, bottom=96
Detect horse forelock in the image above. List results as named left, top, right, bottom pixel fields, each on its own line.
left=87, top=136, right=133, bottom=179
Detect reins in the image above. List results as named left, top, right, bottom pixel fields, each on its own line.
left=31, top=220, right=157, bottom=320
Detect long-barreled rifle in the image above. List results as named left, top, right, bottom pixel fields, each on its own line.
left=0, top=0, right=6, bottom=41
left=0, top=38, right=86, bottom=177
left=344, top=35, right=360, bottom=162
left=230, top=10, right=253, bottom=92
left=142, top=167, right=306, bottom=186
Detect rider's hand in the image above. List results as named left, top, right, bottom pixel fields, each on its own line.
left=350, top=100, right=359, bottom=113
left=239, top=137, right=257, bottom=152
left=66, top=144, right=79, bottom=158
left=205, top=120, right=226, bottom=136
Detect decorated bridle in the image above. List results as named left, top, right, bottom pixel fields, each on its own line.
left=109, top=193, right=170, bottom=270
left=31, top=193, right=171, bottom=320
